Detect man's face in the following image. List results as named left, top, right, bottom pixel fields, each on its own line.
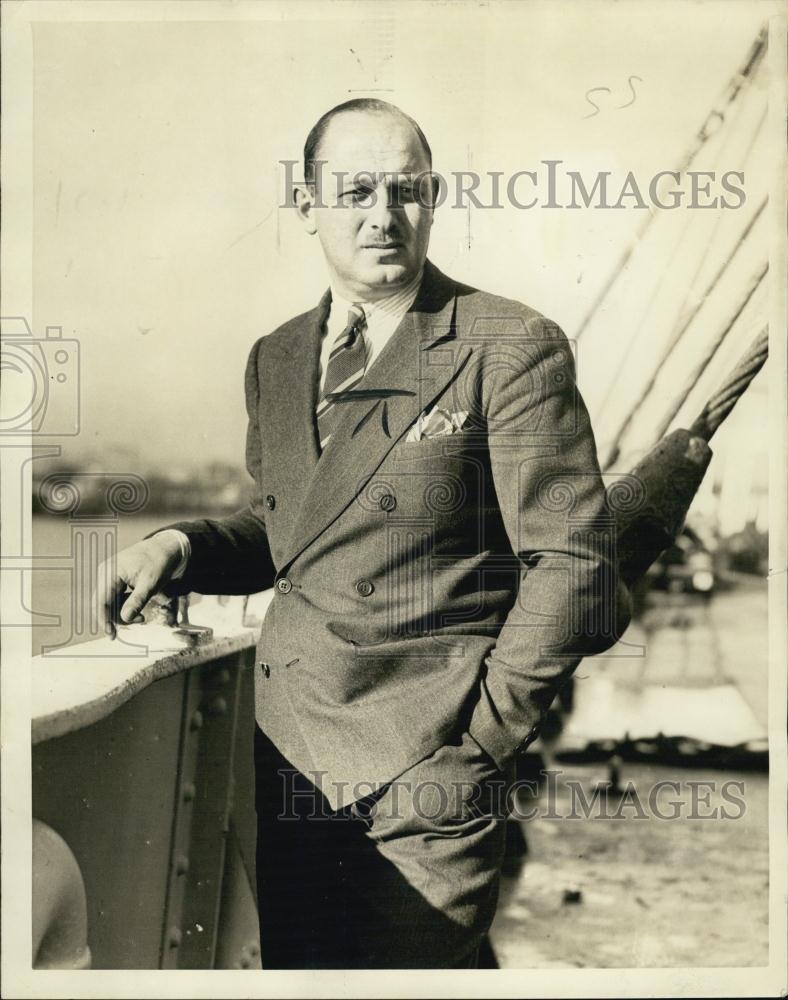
left=296, top=111, right=434, bottom=301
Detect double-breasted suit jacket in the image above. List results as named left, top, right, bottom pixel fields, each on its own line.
left=169, top=260, right=629, bottom=808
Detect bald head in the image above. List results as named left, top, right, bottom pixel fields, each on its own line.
left=303, top=99, right=432, bottom=185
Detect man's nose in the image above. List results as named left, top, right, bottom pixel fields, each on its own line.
left=367, top=187, right=400, bottom=230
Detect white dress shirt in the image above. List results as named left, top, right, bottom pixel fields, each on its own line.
left=165, top=271, right=423, bottom=580
left=317, top=272, right=422, bottom=395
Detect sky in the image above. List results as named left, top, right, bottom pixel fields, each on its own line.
left=26, top=0, right=774, bottom=485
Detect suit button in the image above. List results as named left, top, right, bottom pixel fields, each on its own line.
left=259, top=661, right=271, bottom=678
left=355, top=579, right=374, bottom=597
left=276, top=578, right=292, bottom=594
left=266, top=494, right=276, bottom=511
left=378, top=493, right=397, bottom=512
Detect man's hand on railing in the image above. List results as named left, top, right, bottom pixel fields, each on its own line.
left=93, top=531, right=186, bottom=639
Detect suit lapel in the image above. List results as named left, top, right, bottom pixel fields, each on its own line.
left=280, top=261, right=473, bottom=570
left=257, top=291, right=328, bottom=552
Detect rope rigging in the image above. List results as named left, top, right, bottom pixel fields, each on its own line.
left=689, top=328, right=768, bottom=442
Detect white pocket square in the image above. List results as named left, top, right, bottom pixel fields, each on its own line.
left=404, top=407, right=469, bottom=443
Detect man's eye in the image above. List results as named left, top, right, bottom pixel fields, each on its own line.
left=393, top=184, right=415, bottom=203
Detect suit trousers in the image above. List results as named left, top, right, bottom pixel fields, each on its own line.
left=254, top=724, right=514, bottom=969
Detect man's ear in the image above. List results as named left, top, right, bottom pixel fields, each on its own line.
left=427, top=174, right=440, bottom=227
left=294, top=184, right=318, bottom=235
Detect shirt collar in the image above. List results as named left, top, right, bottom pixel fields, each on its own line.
left=328, top=269, right=423, bottom=327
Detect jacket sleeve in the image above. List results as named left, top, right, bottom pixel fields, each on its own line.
left=158, top=338, right=277, bottom=597
left=468, top=317, right=631, bottom=769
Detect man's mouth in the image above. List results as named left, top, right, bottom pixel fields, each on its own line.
left=362, top=242, right=403, bottom=250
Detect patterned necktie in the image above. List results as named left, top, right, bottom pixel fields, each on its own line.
left=316, top=304, right=367, bottom=451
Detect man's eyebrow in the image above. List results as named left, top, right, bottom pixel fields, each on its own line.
left=338, top=172, right=376, bottom=185
left=335, top=169, right=423, bottom=191
left=370, top=170, right=421, bottom=183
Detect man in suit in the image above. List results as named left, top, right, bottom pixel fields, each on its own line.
left=96, top=99, right=629, bottom=968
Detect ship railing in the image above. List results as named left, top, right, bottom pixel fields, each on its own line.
left=31, top=590, right=273, bottom=971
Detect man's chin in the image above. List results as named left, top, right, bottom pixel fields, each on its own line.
left=359, top=262, right=417, bottom=293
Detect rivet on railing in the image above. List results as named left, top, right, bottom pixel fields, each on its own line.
left=207, top=696, right=228, bottom=717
